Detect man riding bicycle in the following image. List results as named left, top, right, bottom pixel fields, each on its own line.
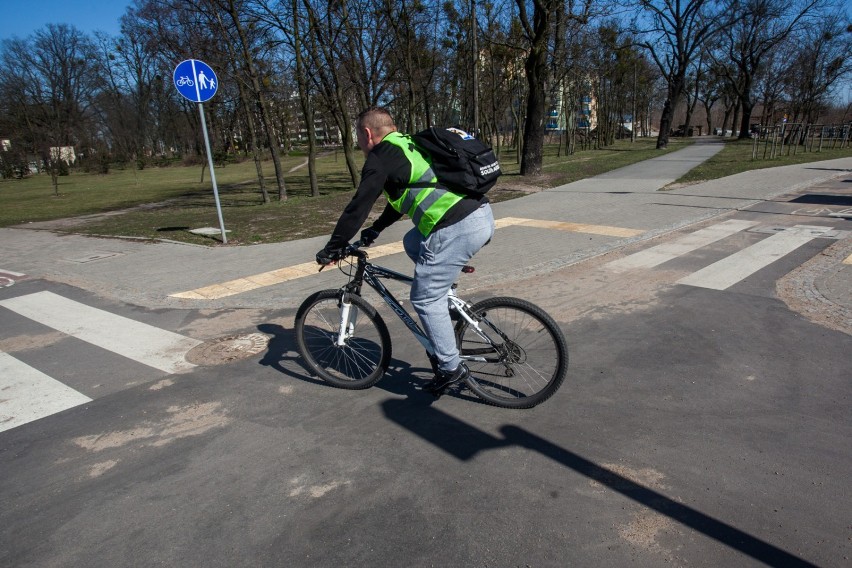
left=315, top=107, right=496, bottom=394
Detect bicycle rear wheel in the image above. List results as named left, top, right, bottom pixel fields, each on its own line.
left=456, top=297, right=568, bottom=408
left=294, top=289, right=391, bottom=389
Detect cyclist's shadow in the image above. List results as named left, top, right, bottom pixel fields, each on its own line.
left=256, top=322, right=327, bottom=386
left=377, top=359, right=486, bottom=405
left=258, top=322, right=482, bottom=404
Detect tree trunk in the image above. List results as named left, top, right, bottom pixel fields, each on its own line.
left=292, top=0, right=318, bottom=197
left=657, top=97, right=673, bottom=148
left=657, top=71, right=687, bottom=149
left=520, top=44, right=547, bottom=175
left=731, top=102, right=741, bottom=138
left=738, top=98, right=754, bottom=140
left=226, top=0, right=287, bottom=200
left=213, top=6, right=269, bottom=204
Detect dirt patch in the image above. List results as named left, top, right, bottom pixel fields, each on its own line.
left=288, top=475, right=351, bottom=499
left=485, top=252, right=680, bottom=325
left=13, top=201, right=178, bottom=231
left=88, top=460, right=120, bottom=478
left=0, top=331, right=67, bottom=353
left=72, top=401, right=230, bottom=452
left=659, top=180, right=705, bottom=192
left=496, top=173, right=563, bottom=194
left=591, top=463, right=669, bottom=491
left=618, top=511, right=676, bottom=554
left=588, top=463, right=679, bottom=560
left=178, top=308, right=267, bottom=339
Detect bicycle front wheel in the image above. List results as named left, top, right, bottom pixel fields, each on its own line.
left=294, top=289, right=391, bottom=389
left=456, top=297, right=568, bottom=409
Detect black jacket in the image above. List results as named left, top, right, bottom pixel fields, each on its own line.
left=324, top=137, right=486, bottom=251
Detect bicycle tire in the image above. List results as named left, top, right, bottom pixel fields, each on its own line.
left=456, top=296, right=568, bottom=409
left=294, top=289, right=391, bottom=389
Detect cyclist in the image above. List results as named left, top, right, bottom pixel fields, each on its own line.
left=315, top=106, right=495, bottom=394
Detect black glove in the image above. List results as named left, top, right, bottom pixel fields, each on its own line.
left=316, top=247, right=343, bottom=266
left=360, top=227, right=380, bottom=246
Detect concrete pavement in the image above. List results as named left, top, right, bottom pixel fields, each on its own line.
left=1, top=137, right=850, bottom=323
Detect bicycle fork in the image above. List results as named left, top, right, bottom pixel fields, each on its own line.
left=336, top=294, right=358, bottom=347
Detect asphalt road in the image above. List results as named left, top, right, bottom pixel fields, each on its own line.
left=1, top=213, right=850, bottom=567
left=1, top=142, right=850, bottom=566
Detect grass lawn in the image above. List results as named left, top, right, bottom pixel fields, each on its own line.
left=2, top=136, right=850, bottom=246
left=673, top=138, right=852, bottom=186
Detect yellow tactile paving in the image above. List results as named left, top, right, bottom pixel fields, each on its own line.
left=169, top=242, right=408, bottom=300
left=496, top=216, right=643, bottom=237
left=844, top=253, right=852, bottom=265
left=170, top=218, right=642, bottom=300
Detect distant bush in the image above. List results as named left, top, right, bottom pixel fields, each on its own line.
left=181, top=154, right=205, bottom=167
left=153, top=155, right=175, bottom=167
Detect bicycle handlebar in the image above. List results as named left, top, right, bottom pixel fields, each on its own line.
left=317, top=239, right=369, bottom=272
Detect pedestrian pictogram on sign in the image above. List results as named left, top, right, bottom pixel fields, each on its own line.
left=172, top=58, right=227, bottom=242
left=173, top=59, right=218, bottom=103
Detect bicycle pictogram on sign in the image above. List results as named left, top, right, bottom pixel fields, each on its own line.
left=173, top=59, right=218, bottom=103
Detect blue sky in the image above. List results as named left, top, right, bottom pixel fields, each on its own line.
left=0, top=0, right=129, bottom=40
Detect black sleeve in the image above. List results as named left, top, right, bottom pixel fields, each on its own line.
left=371, top=202, right=403, bottom=233
left=324, top=143, right=408, bottom=251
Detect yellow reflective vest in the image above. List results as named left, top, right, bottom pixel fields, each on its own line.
left=381, top=132, right=463, bottom=236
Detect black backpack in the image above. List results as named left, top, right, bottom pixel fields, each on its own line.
left=412, top=127, right=501, bottom=196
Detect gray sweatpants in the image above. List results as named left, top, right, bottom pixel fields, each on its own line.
left=403, top=203, right=496, bottom=373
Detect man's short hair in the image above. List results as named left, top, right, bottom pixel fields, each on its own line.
left=357, top=106, right=395, bottom=132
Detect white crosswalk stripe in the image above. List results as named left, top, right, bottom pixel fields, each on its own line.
left=607, top=221, right=838, bottom=291
left=0, top=352, right=92, bottom=433
left=677, top=225, right=834, bottom=290
left=0, top=291, right=203, bottom=433
left=0, top=291, right=201, bottom=373
left=605, top=220, right=759, bottom=272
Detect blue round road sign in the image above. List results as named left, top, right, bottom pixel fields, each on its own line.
left=173, top=59, right=218, bottom=103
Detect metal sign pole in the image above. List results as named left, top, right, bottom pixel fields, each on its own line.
left=174, top=59, right=225, bottom=244
left=197, top=102, right=227, bottom=244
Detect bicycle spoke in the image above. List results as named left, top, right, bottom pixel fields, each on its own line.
left=458, top=297, right=567, bottom=408
left=295, top=290, right=391, bottom=389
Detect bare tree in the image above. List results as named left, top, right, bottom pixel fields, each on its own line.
left=634, top=0, right=726, bottom=148
left=697, top=59, right=728, bottom=134
left=781, top=8, right=852, bottom=124
left=478, top=1, right=527, bottom=155
left=299, top=0, right=382, bottom=189
left=0, top=25, right=101, bottom=193
left=514, top=0, right=592, bottom=175
left=379, top=0, right=444, bottom=131
left=718, top=0, right=823, bottom=140
left=208, top=0, right=288, bottom=199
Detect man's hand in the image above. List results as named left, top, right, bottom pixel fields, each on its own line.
left=316, top=248, right=342, bottom=266
left=360, top=227, right=380, bottom=246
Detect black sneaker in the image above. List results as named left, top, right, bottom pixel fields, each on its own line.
left=424, top=362, right=469, bottom=395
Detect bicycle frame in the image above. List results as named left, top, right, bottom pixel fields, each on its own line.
left=334, top=249, right=491, bottom=360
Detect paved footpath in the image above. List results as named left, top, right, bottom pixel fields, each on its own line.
left=1, top=138, right=849, bottom=316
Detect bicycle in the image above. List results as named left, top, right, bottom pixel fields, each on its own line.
left=294, top=241, right=568, bottom=409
